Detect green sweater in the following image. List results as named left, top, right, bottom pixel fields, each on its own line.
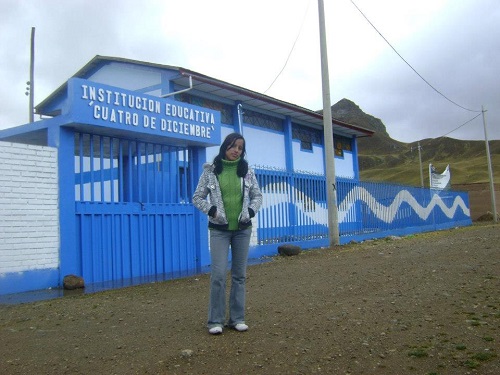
left=218, top=159, right=243, bottom=230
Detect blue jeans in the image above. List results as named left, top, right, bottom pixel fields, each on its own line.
left=208, top=228, right=251, bottom=328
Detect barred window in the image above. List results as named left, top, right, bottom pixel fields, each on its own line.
left=175, top=93, right=233, bottom=124
left=242, top=109, right=283, bottom=132
left=292, top=123, right=322, bottom=151
left=334, top=135, right=352, bottom=157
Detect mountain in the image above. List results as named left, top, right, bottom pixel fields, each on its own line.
left=331, top=99, right=500, bottom=186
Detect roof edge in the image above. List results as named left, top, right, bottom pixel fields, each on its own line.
left=35, top=55, right=374, bottom=137
left=178, top=67, right=373, bottom=137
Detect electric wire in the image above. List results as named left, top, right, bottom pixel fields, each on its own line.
left=415, top=112, right=483, bottom=156
left=263, top=0, right=312, bottom=94
left=411, top=112, right=484, bottom=179
left=435, top=112, right=483, bottom=140
left=350, top=0, right=482, bottom=113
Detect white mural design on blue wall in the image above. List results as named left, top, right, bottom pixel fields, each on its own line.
left=256, top=173, right=471, bottom=244
left=337, top=187, right=470, bottom=223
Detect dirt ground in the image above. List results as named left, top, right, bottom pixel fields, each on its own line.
left=1, top=223, right=499, bottom=375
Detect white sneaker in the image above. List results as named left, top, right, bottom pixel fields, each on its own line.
left=208, top=326, right=223, bottom=335
left=234, top=323, right=248, bottom=332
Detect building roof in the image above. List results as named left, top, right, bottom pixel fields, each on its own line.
left=36, top=55, right=374, bottom=138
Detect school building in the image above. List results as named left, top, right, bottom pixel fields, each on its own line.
left=0, top=56, right=471, bottom=296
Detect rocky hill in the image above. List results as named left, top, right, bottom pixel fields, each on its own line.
left=331, top=99, right=500, bottom=186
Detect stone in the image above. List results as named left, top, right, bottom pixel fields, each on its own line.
left=277, top=244, right=301, bottom=256
left=63, top=274, right=85, bottom=290
left=181, top=349, right=194, bottom=357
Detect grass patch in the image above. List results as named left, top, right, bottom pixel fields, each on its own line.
left=408, top=348, right=429, bottom=358
left=466, top=316, right=484, bottom=326
left=471, top=352, right=496, bottom=362
left=455, top=344, right=467, bottom=350
left=463, top=352, right=497, bottom=369
left=464, top=360, right=480, bottom=369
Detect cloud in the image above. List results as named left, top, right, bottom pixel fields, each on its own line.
left=0, top=0, right=499, bottom=143
left=332, top=0, right=500, bottom=141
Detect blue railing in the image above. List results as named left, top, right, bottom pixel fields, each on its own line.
left=254, top=167, right=471, bottom=248
left=255, top=168, right=327, bottom=244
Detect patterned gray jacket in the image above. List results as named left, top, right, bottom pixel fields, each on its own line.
left=192, top=163, right=263, bottom=230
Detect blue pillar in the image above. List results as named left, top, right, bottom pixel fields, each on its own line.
left=283, top=116, right=294, bottom=172
left=48, top=126, right=79, bottom=284
left=283, top=117, right=297, bottom=237
left=351, top=136, right=360, bottom=180
left=162, top=72, right=171, bottom=96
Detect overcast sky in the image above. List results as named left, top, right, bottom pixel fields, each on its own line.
left=1, top=0, right=499, bottom=143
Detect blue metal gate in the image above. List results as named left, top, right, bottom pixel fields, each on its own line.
left=74, top=133, right=197, bottom=284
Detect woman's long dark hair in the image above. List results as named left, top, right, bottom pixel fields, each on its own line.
left=213, top=132, right=248, bottom=177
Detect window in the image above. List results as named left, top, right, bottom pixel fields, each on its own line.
left=292, top=123, right=322, bottom=151
left=176, top=93, right=233, bottom=124
left=243, top=109, right=283, bottom=132
left=334, top=136, right=352, bottom=157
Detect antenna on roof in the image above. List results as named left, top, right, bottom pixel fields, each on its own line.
left=28, top=27, right=35, bottom=123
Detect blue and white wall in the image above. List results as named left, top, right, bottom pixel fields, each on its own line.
left=0, top=142, right=59, bottom=294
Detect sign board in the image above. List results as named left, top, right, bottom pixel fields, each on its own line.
left=67, top=78, right=221, bottom=145
left=429, top=164, right=451, bottom=190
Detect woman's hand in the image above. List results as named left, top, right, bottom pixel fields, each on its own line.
left=208, top=206, right=217, bottom=218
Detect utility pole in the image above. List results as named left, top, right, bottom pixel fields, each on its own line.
left=418, top=141, right=424, bottom=187
left=28, top=27, right=35, bottom=123
left=481, top=106, right=497, bottom=222
left=318, top=0, right=340, bottom=246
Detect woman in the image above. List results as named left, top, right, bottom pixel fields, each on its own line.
left=192, top=133, right=262, bottom=335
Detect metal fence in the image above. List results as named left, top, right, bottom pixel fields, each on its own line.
left=254, top=167, right=471, bottom=246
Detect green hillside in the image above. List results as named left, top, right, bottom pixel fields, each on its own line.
left=331, top=99, right=500, bottom=186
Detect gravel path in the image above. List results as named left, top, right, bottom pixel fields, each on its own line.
left=1, top=223, right=499, bottom=374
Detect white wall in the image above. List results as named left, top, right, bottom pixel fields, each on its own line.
left=0, top=142, right=59, bottom=276
left=334, top=151, right=355, bottom=178
left=89, top=62, right=163, bottom=92
left=244, top=127, right=286, bottom=168
left=291, top=140, right=355, bottom=177
left=292, top=141, right=324, bottom=173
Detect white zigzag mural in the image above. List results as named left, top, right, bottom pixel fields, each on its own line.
left=260, top=183, right=470, bottom=225
left=337, top=187, right=470, bottom=223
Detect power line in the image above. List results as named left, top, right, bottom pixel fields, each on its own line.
left=417, top=112, right=483, bottom=150
left=436, top=113, right=482, bottom=139
left=263, top=0, right=312, bottom=94
left=350, top=0, right=482, bottom=113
